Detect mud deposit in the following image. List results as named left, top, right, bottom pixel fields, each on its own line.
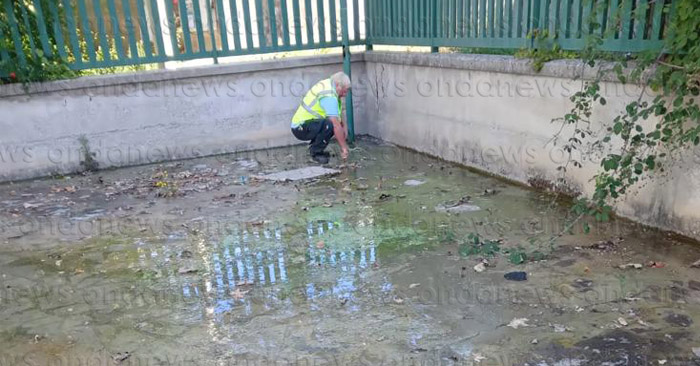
left=2, top=139, right=700, bottom=366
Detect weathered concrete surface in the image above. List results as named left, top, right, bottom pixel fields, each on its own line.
left=362, top=51, right=700, bottom=240
left=0, top=54, right=366, bottom=182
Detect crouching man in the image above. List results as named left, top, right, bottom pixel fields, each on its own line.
left=291, top=72, right=351, bottom=164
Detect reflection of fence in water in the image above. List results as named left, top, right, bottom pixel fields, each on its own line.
left=151, top=221, right=379, bottom=316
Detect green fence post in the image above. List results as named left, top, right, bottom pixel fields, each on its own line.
left=340, top=0, right=355, bottom=143
left=365, top=0, right=373, bottom=49
left=431, top=0, right=439, bottom=51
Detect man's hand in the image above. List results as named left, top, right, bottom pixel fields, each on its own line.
left=329, top=116, right=349, bottom=161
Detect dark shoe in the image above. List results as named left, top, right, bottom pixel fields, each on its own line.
left=311, top=154, right=330, bottom=164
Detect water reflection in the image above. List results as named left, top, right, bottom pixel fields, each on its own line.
left=151, top=220, right=389, bottom=325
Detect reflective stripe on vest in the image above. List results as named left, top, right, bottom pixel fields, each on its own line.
left=291, top=79, right=340, bottom=127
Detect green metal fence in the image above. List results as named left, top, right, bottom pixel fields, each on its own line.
left=1, top=0, right=367, bottom=70
left=366, top=0, right=673, bottom=52
left=1, top=0, right=675, bottom=72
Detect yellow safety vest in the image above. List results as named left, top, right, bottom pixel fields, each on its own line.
left=291, top=78, right=342, bottom=127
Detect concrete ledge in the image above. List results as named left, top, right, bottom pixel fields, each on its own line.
left=364, top=51, right=647, bottom=83
left=0, top=53, right=365, bottom=98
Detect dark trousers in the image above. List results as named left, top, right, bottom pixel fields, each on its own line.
left=291, top=119, right=335, bottom=156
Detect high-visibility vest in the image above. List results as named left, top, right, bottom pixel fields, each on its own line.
left=291, top=78, right=342, bottom=127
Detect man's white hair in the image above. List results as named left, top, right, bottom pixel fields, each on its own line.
left=331, top=72, right=351, bottom=89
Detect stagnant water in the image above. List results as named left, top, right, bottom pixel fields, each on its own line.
left=1, top=139, right=700, bottom=366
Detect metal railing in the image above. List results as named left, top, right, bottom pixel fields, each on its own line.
left=1, top=0, right=367, bottom=70
left=2, top=0, right=674, bottom=72
left=366, top=0, right=673, bottom=52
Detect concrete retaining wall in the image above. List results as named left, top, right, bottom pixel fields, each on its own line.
left=361, top=51, right=700, bottom=240
left=0, top=54, right=366, bottom=181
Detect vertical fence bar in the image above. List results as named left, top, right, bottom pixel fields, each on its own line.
left=488, top=0, right=494, bottom=37
left=3, top=0, right=27, bottom=66
left=352, top=0, right=359, bottom=41
left=496, top=0, right=503, bottom=37
left=136, top=0, right=154, bottom=59
left=620, top=0, right=632, bottom=40
left=267, top=0, right=278, bottom=46
left=563, top=0, right=572, bottom=37
left=121, top=0, right=141, bottom=58
left=330, top=0, right=338, bottom=42
left=479, top=0, right=486, bottom=37
left=206, top=0, right=219, bottom=59
left=76, top=0, right=96, bottom=64
left=164, top=0, right=180, bottom=57
left=304, top=0, right=314, bottom=44
left=18, top=2, right=38, bottom=54
left=280, top=0, right=291, bottom=46
left=571, top=0, right=580, bottom=38
left=316, top=0, right=326, bottom=44
left=505, top=0, right=512, bottom=37
left=148, top=0, right=166, bottom=58
left=179, top=0, right=195, bottom=54
left=32, top=0, right=52, bottom=56
left=649, top=0, right=663, bottom=40
left=470, top=0, right=481, bottom=38
left=515, top=0, right=523, bottom=37
left=581, top=0, right=591, bottom=35
left=227, top=0, right=242, bottom=51
left=339, top=0, right=354, bottom=142
left=216, top=0, right=230, bottom=51
left=192, top=0, right=208, bottom=52
left=292, top=0, right=303, bottom=45
left=550, top=0, right=559, bottom=35
left=241, top=0, right=255, bottom=49
left=49, top=1, right=68, bottom=60
left=94, top=0, right=113, bottom=63
left=365, top=0, right=373, bottom=46
left=430, top=0, right=438, bottom=48
left=62, top=0, right=83, bottom=64
left=634, top=0, right=648, bottom=40
left=106, top=0, right=126, bottom=61
left=255, top=0, right=267, bottom=48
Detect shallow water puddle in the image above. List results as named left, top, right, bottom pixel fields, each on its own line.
left=1, top=140, right=700, bottom=365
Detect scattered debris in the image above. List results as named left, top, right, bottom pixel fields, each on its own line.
left=473, top=262, right=486, bottom=273
left=618, top=263, right=643, bottom=270
left=618, top=317, right=628, bottom=326
left=586, top=240, right=617, bottom=251
left=507, top=318, right=530, bottom=329
left=435, top=196, right=481, bottom=213
left=316, top=240, right=325, bottom=249
left=692, top=347, right=700, bottom=358
left=664, top=313, right=693, bottom=327
left=648, top=261, right=666, bottom=268
left=178, top=266, right=198, bottom=274
left=112, top=352, right=131, bottom=363
left=409, top=283, right=420, bottom=289
left=482, top=189, right=499, bottom=196
left=473, top=354, right=486, bottom=363
left=378, top=193, right=393, bottom=201
left=253, top=167, right=340, bottom=182
left=550, top=323, right=571, bottom=333
left=393, top=297, right=404, bottom=304
left=180, top=250, right=193, bottom=259
left=504, top=271, right=527, bottom=281
left=531, top=339, right=538, bottom=344
left=691, top=259, right=700, bottom=268
left=404, top=179, right=425, bottom=186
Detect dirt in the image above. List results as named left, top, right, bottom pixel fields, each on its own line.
left=1, top=138, right=700, bottom=365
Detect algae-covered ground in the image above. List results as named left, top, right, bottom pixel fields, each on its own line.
left=1, top=139, right=700, bottom=366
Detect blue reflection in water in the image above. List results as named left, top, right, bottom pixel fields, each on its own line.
left=168, top=221, right=385, bottom=318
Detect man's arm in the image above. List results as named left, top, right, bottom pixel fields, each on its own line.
left=329, top=116, right=349, bottom=160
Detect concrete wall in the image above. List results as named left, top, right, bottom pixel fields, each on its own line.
left=361, top=51, right=700, bottom=240
left=0, top=54, right=366, bottom=181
